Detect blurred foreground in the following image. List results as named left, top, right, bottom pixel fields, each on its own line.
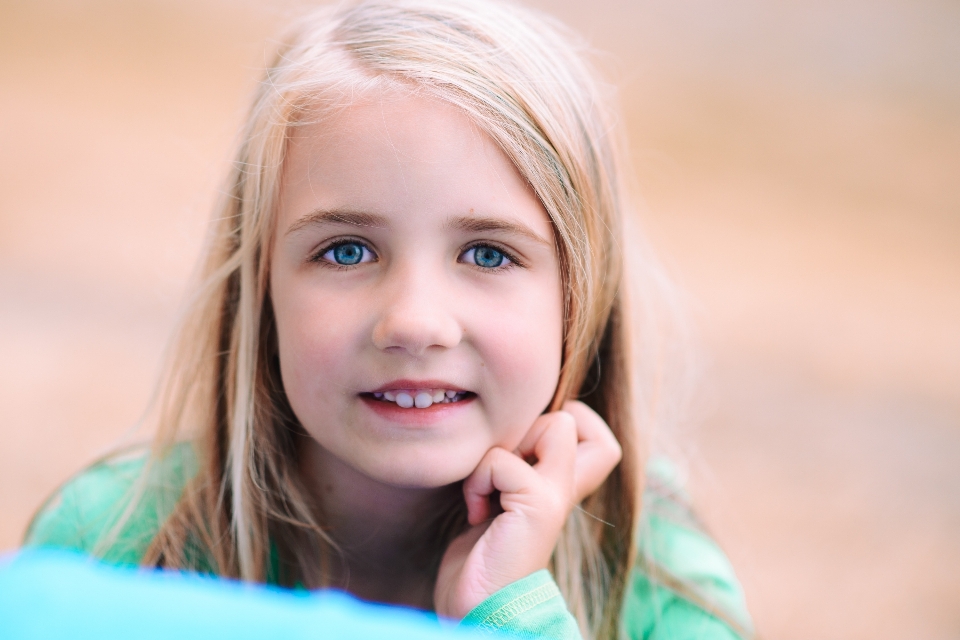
left=1, top=1, right=958, bottom=638
left=1, top=550, right=480, bottom=639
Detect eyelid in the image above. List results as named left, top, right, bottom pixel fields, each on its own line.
left=459, top=241, right=525, bottom=269
left=311, top=236, right=378, bottom=265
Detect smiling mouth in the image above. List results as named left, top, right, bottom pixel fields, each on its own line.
left=364, top=388, right=473, bottom=409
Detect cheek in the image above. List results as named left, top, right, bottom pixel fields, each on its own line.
left=273, top=287, right=362, bottom=408
left=472, top=282, right=564, bottom=447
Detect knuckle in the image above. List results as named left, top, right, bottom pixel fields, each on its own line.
left=551, top=411, right=578, bottom=436
left=489, top=447, right=523, bottom=473
left=562, top=399, right=587, bottom=414
left=542, top=489, right=567, bottom=517
left=607, top=437, right=623, bottom=463
left=486, top=446, right=508, bottom=462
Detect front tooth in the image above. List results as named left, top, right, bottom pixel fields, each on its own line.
left=396, top=392, right=413, bottom=408
left=384, top=391, right=396, bottom=402
left=432, top=390, right=445, bottom=403
left=414, top=392, right=433, bottom=409
left=445, top=390, right=456, bottom=398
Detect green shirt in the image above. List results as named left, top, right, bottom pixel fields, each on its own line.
left=24, top=447, right=752, bottom=639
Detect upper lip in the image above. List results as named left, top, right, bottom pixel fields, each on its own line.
left=367, top=379, right=469, bottom=393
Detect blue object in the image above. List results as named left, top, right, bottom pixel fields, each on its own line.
left=0, top=549, right=493, bottom=639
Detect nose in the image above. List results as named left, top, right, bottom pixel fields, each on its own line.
left=371, top=267, right=463, bottom=356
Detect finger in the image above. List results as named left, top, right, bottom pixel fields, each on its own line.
left=528, top=411, right=578, bottom=489
left=462, top=447, right=538, bottom=525
left=561, top=401, right=623, bottom=502
left=515, top=409, right=577, bottom=459
left=443, top=518, right=491, bottom=561
left=515, top=411, right=553, bottom=459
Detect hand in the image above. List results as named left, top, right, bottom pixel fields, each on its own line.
left=433, top=400, right=622, bottom=619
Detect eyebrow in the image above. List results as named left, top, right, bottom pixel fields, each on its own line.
left=286, top=208, right=552, bottom=247
left=286, top=208, right=388, bottom=236
left=447, top=215, right=552, bottom=247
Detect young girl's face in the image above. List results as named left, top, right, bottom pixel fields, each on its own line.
left=270, top=94, right=563, bottom=488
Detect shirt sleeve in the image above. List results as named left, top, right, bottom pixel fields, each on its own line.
left=25, top=458, right=147, bottom=564
left=24, top=447, right=195, bottom=567
left=621, top=457, right=754, bottom=639
left=622, top=575, right=744, bottom=640
left=459, top=570, right=581, bottom=639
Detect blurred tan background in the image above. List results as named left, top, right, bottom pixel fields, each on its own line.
left=1, top=0, right=958, bottom=637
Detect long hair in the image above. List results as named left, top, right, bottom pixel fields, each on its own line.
left=138, top=1, right=664, bottom=636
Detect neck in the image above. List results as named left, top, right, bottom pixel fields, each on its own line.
left=298, top=437, right=460, bottom=609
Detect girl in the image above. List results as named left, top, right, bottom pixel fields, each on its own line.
left=25, top=1, right=753, bottom=638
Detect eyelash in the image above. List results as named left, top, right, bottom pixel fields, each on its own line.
left=311, top=237, right=377, bottom=270
left=459, top=242, right=523, bottom=271
left=309, top=239, right=524, bottom=271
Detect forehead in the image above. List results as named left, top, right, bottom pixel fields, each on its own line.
left=288, top=92, right=487, bottom=170
left=277, top=93, right=552, bottom=237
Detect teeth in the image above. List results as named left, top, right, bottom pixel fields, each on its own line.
left=414, top=392, right=433, bottom=408
left=372, top=388, right=466, bottom=409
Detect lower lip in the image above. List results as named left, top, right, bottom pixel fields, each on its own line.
left=360, top=394, right=475, bottom=425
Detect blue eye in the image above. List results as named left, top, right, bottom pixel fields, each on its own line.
left=463, top=245, right=510, bottom=269
left=322, top=241, right=372, bottom=266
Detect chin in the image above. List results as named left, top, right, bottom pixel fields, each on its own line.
left=360, top=451, right=480, bottom=489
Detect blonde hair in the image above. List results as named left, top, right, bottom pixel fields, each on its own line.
left=138, top=0, right=667, bottom=637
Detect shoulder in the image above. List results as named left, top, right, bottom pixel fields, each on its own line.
left=621, top=457, right=754, bottom=640
left=24, top=443, right=197, bottom=567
